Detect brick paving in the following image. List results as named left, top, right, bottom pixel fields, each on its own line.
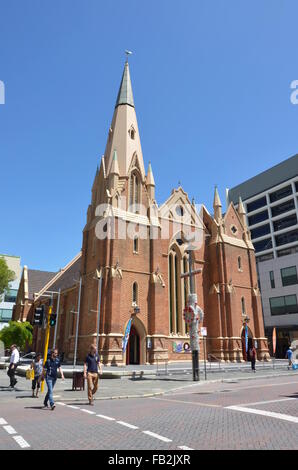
left=0, top=370, right=297, bottom=450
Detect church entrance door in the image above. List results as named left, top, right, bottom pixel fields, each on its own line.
left=126, top=325, right=140, bottom=365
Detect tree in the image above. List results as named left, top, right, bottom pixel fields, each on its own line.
left=0, top=321, right=33, bottom=350
left=0, top=257, right=15, bottom=299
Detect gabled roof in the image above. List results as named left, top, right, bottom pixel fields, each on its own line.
left=34, top=252, right=81, bottom=301
left=27, top=270, right=56, bottom=300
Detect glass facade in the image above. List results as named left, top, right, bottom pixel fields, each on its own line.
left=253, top=238, right=272, bottom=253
left=248, top=210, right=269, bottom=226
left=273, top=214, right=297, bottom=232
left=271, top=199, right=295, bottom=218
left=246, top=196, right=267, bottom=213
left=275, top=229, right=298, bottom=247
left=4, top=289, right=18, bottom=303
left=280, top=266, right=298, bottom=286
left=269, top=295, right=298, bottom=315
left=250, top=223, right=271, bottom=239
left=0, top=308, right=13, bottom=321
left=269, top=185, right=292, bottom=203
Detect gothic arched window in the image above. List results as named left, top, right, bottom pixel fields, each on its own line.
left=129, top=170, right=141, bottom=212
left=132, top=282, right=138, bottom=305
left=168, top=244, right=189, bottom=335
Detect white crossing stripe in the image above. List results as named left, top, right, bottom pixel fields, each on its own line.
left=96, top=414, right=115, bottom=421
left=226, top=405, right=298, bottom=424
left=56, top=402, right=66, bottom=406
left=3, top=425, right=17, bottom=435
left=116, top=421, right=139, bottom=429
left=13, top=435, right=30, bottom=449
left=67, top=405, right=80, bottom=409
left=234, top=398, right=296, bottom=407
left=0, top=418, right=8, bottom=425
left=81, top=409, right=95, bottom=414
left=143, top=431, right=172, bottom=442
left=178, top=446, right=194, bottom=450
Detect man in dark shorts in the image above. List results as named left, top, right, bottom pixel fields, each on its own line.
left=84, top=344, right=102, bottom=405
left=43, top=349, right=64, bottom=410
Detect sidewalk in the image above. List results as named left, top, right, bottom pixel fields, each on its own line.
left=1, top=365, right=297, bottom=403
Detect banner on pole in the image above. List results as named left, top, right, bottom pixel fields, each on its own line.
left=272, top=327, right=276, bottom=355
left=122, top=318, right=132, bottom=353
left=245, top=324, right=248, bottom=352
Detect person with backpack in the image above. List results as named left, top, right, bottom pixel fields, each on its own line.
left=249, top=345, right=257, bottom=372
left=30, top=353, right=43, bottom=398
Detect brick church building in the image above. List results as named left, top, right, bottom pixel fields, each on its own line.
left=14, top=61, right=269, bottom=365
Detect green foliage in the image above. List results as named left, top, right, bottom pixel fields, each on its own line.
left=0, top=257, right=15, bottom=298
left=0, top=321, right=33, bottom=350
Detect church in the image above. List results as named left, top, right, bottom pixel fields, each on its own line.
left=14, top=61, right=269, bottom=365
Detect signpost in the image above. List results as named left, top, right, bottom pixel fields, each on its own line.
left=200, top=327, right=207, bottom=380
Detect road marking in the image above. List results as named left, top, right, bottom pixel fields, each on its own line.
left=151, top=397, right=221, bottom=408
left=3, top=425, right=17, bottom=435
left=81, top=409, right=95, bottom=414
left=0, top=418, right=8, bottom=425
left=13, top=435, right=30, bottom=449
left=226, top=405, right=298, bottom=424
left=116, top=421, right=138, bottom=430
left=96, top=414, right=115, bottom=421
left=67, top=405, right=80, bottom=409
left=143, top=431, right=172, bottom=442
left=56, top=402, right=66, bottom=406
left=178, top=445, right=194, bottom=450
left=234, top=398, right=296, bottom=407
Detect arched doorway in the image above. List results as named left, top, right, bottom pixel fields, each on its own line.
left=241, top=326, right=253, bottom=361
left=126, top=325, right=140, bottom=365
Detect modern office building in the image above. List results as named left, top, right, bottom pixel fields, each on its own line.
left=0, top=254, right=21, bottom=330
left=228, top=154, right=298, bottom=357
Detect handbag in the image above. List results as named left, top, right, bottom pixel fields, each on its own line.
left=26, top=369, right=35, bottom=380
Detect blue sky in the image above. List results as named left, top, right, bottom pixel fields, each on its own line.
left=1, top=1, right=298, bottom=272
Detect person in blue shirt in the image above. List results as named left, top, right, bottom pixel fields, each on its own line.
left=43, top=349, right=64, bottom=410
left=286, top=347, right=293, bottom=370
left=84, top=344, right=102, bottom=405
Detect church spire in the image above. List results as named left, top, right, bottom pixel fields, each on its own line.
left=213, top=186, right=222, bottom=222
left=104, top=61, right=145, bottom=179
left=115, top=61, right=135, bottom=108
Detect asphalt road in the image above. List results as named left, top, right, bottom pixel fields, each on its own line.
left=0, top=370, right=297, bottom=450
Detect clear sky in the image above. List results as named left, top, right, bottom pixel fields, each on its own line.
left=1, top=1, right=298, bottom=272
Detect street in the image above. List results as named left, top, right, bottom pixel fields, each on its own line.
left=0, top=370, right=297, bottom=450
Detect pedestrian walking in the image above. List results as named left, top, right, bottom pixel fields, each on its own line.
left=43, top=349, right=64, bottom=410
left=31, top=353, right=43, bottom=398
left=7, top=344, right=20, bottom=388
left=286, top=347, right=293, bottom=370
left=249, top=345, right=257, bottom=372
left=84, top=344, right=103, bottom=405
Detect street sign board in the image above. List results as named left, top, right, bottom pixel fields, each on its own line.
left=200, top=327, right=207, bottom=336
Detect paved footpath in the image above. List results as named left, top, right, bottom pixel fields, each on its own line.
left=0, top=370, right=297, bottom=450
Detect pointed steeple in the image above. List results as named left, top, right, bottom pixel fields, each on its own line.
left=213, top=186, right=222, bottom=222
left=110, top=150, right=120, bottom=175
left=146, top=162, right=155, bottom=200
left=104, top=62, right=145, bottom=179
left=238, top=196, right=247, bottom=227
left=115, top=61, right=134, bottom=108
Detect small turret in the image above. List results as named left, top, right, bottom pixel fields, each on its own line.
left=146, top=162, right=155, bottom=200
left=213, top=186, right=222, bottom=222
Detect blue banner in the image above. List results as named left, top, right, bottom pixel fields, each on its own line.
left=245, top=324, right=248, bottom=352
left=122, top=318, right=132, bottom=353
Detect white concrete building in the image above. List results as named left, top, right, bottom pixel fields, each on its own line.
left=228, top=154, right=298, bottom=357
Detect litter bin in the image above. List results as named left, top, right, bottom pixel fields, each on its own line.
left=72, top=372, right=85, bottom=391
